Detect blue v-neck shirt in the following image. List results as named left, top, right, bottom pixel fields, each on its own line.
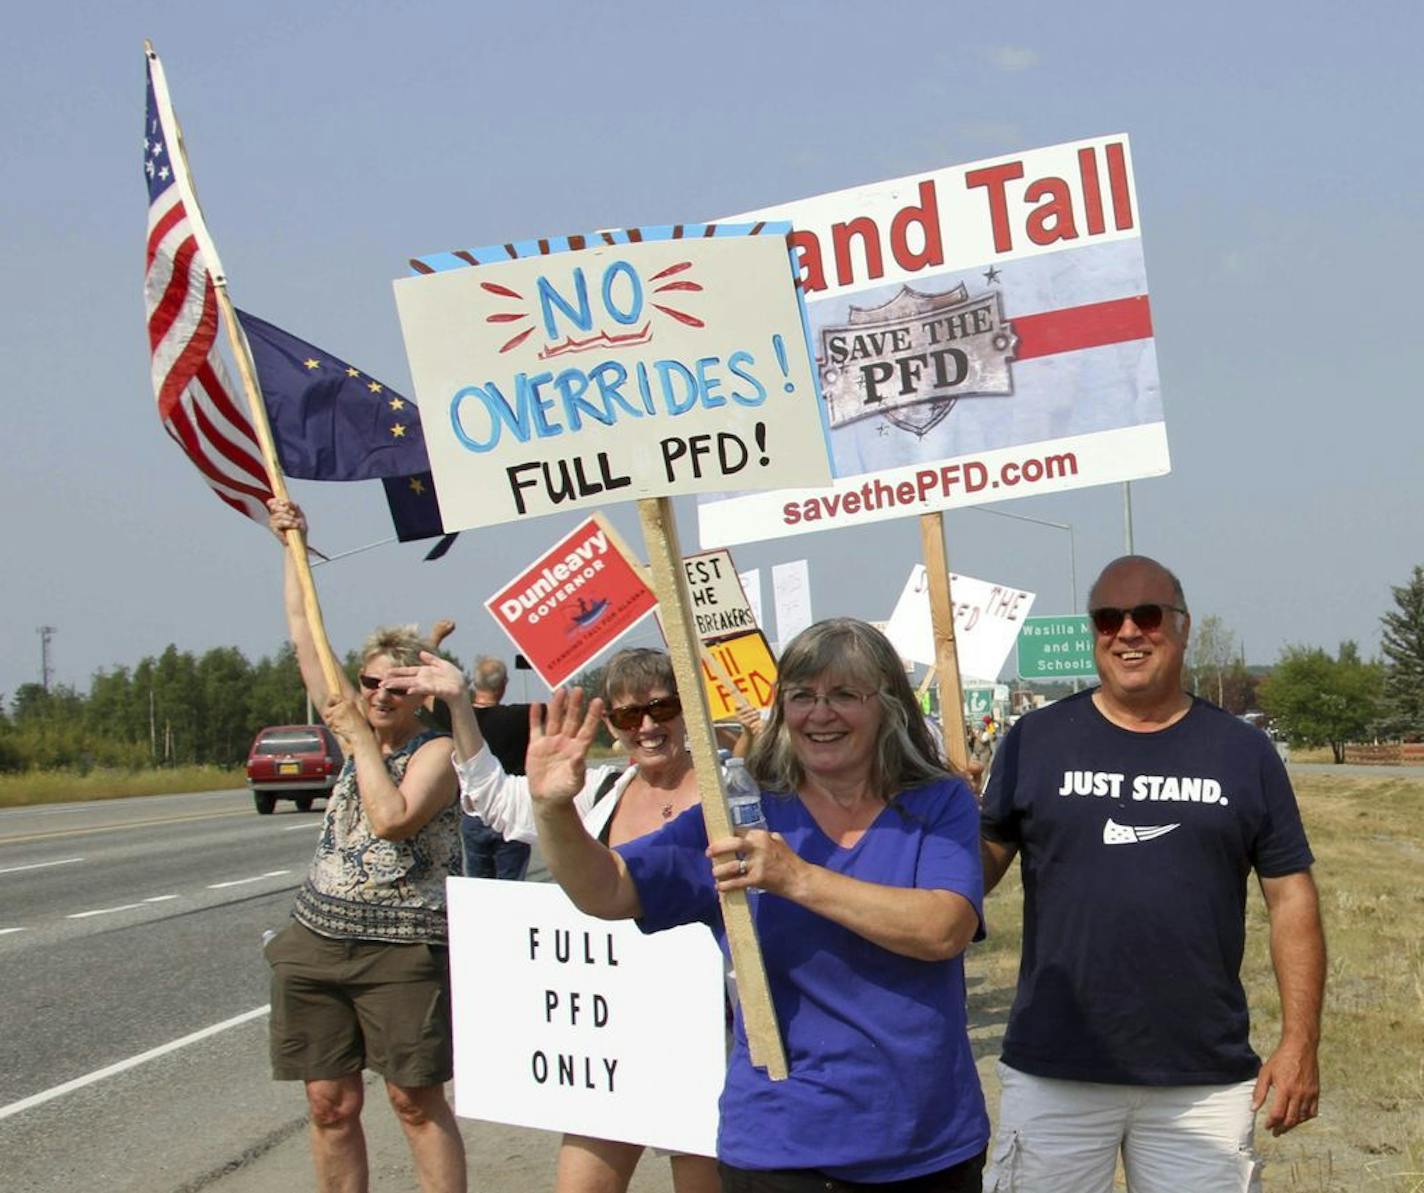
left=618, top=777, right=989, bottom=1182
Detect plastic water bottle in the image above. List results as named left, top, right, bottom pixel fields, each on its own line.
left=724, top=758, right=766, bottom=835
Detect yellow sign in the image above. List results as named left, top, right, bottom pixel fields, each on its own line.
left=701, top=631, right=778, bottom=718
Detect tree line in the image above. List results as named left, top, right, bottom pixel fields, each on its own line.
left=0, top=643, right=315, bottom=772
left=1258, top=565, right=1424, bottom=761
left=4, top=567, right=1421, bottom=773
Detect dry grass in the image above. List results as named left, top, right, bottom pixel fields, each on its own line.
left=969, top=771, right=1424, bottom=1191
left=0, top=765, right=244, bottom=807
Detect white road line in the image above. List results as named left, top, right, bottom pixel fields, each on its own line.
left=0, top=927, right=28, bottom=936
left=67, top=902, right=148, bottom=919
left=0, top=857, right=83, bottom=876
left=0, top=1005, right=270, bottom=1123
left=283, top=822, right=323, bottom=831
left=206, top=869, right=291, bottom=890
left=143, top=895, right=179, bottom=903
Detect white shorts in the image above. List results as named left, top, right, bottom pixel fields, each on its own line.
left=985, top=1061, right=1262, bottom=1193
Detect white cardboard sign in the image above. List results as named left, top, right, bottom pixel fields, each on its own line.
left=771, top=559, right=813, bottom=646
left=395, top=232, right=831, bottom=530
left=883, top=566, right=1036, bottom=681
left=447, top=878, right=724, bottom=1155
left=737, top=568, right=764, bottom=630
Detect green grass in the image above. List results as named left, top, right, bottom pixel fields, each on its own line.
left=969, top=772, right=1424, bottom=1191
left=0, top=765, right=245, bottom=807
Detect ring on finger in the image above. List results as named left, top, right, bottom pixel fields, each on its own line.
left=737, top=858, right=747, bottom=876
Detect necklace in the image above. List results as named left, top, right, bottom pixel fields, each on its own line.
left=661, top=801, right=674, bottom=819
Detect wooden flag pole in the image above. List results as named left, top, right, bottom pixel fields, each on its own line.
left=638, top=498, right=787, bottom=1079
left=919, top=512, right=970, bottom=774
left=592, top=513, right=756, bottom=717
left=215, top=287, right=347, bottom=698
left=146, top=40, right=344, bottom=700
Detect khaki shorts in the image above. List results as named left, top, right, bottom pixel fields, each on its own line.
left=986, top=1061, right=1262, bottom=1193
left=265, top=920, right=453, bottom=1088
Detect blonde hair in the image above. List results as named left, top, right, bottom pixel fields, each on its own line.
left=360, top=624, right=425, bottom=668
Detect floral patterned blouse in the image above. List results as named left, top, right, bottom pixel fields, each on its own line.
left=292, top=729, right=462, bottom=944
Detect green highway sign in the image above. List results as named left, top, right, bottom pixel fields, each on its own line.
left=1017, top=615, right=1098, bottom=680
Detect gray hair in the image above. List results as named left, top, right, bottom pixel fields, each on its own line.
left=360, top=624, right=425, bottom=668
left=471, top=656, right=509, bottom=696
left=747, top=618, right=951, bottom=801
left=602, top=648, right=676, bottom=704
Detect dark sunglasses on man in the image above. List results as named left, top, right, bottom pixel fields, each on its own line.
left=1089, top=603, right=1188, bottom=635
left=605, top=695, right=683, bottom=731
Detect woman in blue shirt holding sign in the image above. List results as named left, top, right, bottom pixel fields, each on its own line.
left=526, top=618, right=989, bottom=1191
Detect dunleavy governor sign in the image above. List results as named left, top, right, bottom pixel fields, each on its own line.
left=395, top=228, right=831, bottom=531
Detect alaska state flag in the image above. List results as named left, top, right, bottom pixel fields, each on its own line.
left=235, top=309, right=447, bottom=542
left=236, top=309, right=429, bottom=481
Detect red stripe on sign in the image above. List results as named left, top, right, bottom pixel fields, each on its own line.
left=1011, top=296, right=1153, bottom=362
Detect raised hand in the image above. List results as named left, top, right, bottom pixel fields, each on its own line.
left=266, top=497, right=306, bottom=543
left=527, top=687, right=605, bottom=808
left=383, top=651, right=469, bottom=704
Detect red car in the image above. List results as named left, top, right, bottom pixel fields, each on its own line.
left=245, top=725, right=344, bottom=814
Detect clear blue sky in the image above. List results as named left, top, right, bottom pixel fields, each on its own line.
left=2, top=1, right=1420, bottom=700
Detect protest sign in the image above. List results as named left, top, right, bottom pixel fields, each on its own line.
left=697, top=134, right=1167, bottom=546
left=884, top=567, right=1036, bottom=681
left=408, top=227, right=802, bottom=1079
left=771, top=559, right=812, bottom=646
left=701, top=630, right=778, bottom=717
left=681, top=549, right=758, bottom=644
left=448, top=879, right=724, bottom=1154
left=737, top=568, right=764, bottom=629
left=485, top=516, right=657, bottom=689
left=395, top=228, right=831, bottom=531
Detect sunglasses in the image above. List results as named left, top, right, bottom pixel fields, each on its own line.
left=358, top=674, right=406, bottom=694
left=1089, top=604, right=1188, bottom=635
left=606, top=695, right=683, bottom=731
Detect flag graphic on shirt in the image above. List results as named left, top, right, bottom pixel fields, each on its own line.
left=142, top=49, right=273, bottom=521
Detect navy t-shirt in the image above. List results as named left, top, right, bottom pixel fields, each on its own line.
left=981, top=690, right=1313, bottom=1085
left=618, top=778, right=989, bottom=1182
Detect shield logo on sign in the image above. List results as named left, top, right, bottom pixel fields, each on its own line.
left=818, top=282, right=1017, bottom=437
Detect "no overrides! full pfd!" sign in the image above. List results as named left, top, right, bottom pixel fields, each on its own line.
left=394, top=227, right=833, bottom=531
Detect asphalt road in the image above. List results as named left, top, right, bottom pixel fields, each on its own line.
left=0, top=790, right=322, bottom=1191
left=0, top=789, right=658, bottom=1193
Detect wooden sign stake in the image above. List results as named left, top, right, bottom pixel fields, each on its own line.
left=592, top=513, right=756, bottom=718
left=919, top=512, right=970, bottom=774
left=638, top=498, right=788, bottom=1079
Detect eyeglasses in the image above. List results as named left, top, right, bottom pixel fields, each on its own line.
left=780, top=686, right=878, bottom=713
left=1089, top=604, right=1188, bottom=636
left=606, top=695, right=683, bottom=731
left=358, top=674, right=406, bottom=694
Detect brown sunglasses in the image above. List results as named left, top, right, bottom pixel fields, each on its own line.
left=606, top=696, right=683, bottom=731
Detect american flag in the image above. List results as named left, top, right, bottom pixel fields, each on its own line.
left=143, top=49, right=273, bottom=521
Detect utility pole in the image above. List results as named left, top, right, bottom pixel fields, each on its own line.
left=37, top=625, right=56, bottom=692
left=1122, top=482, right=1135, bottom=553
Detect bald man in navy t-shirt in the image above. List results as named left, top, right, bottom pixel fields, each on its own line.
left=980, top=556, right=1324, bottom=1193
